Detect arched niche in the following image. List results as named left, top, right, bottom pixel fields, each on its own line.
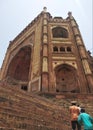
left=6, top=46, right=31, bottom=81
left=54, top=64, right=80, bottom=93
left=52, top=27, right=68, bottom=38
left=53, top=46, right=58, bottom=52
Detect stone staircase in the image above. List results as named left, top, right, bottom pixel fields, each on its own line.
left=0, top=82, right=93, bottom=130
left=0, top=82, right=71, bottom=130
left=39, top=92, right=93, bottom=117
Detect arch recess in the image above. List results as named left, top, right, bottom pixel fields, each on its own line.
left=6, top=46, right=32, bottom=82
left=52, top=27, right=68, bottom=38
left=54, top=64, right=80, bottom=93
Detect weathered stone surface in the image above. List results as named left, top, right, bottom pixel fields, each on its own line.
left=0, top=82, right=93, bottom=130
left=0, top=82, right=71, bottom=130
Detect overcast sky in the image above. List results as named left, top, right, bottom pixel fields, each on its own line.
left=0, top=0, right=93, bottom=68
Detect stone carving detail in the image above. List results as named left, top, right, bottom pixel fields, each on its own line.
left=42, top=58, right=48, bottom=72
left=43, top=35, right=47, bottom=43
left=79, top=46, right=86, bottom=58
left=76, top=36, right=82, bottom=45
left=43, top=26, right=47, bottom=33
left=73, top=27, right=79, bottom=35
left=43, top=19, right=47, bottom=25
left=82, top=60, right=92, bottom=74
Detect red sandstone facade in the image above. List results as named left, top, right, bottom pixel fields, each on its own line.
left=0, top=7, right=93, bottom=93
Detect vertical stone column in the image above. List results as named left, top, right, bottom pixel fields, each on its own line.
left=41, top=7, right=49, bottom=92
left=68, top=12, right=93, bottom=93
left=0, top=46, right=10, bottom=80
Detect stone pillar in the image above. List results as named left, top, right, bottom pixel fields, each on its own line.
left=41, top=8, right=49, bottom=92
left=68, top=12, right=93, bottom=93
left=0, top=46, right=10, bottom=80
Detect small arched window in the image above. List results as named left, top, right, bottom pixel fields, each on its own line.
left=21, top=85, right=28, bottom=91
left=53, top=46, right=58, bottom=52
left=52, top=27, right=68, bottom=38
left=60, top=47, right=65, bottom=52
left=67, top=47, right=71, bottom=52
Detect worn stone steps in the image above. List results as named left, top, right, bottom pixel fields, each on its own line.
left=0, top=82, right=70, bottom=130
left=1, top=82, right=93, bottom=130
left=40, top=92, right=93, bottom=117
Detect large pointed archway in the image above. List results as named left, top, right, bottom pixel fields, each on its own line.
left=6, top=46, right=31, bottom=82
left=55, top=64, right=80, bottom=93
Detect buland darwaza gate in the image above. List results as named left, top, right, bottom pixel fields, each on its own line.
left=0, top=7, right=93, bottom=94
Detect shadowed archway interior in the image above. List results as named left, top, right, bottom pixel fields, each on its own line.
left=7, top=46, right=31, bottom=81
left=52, top=27, right=68, bottom=38
left=55, top=64, right=80, bottom=93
